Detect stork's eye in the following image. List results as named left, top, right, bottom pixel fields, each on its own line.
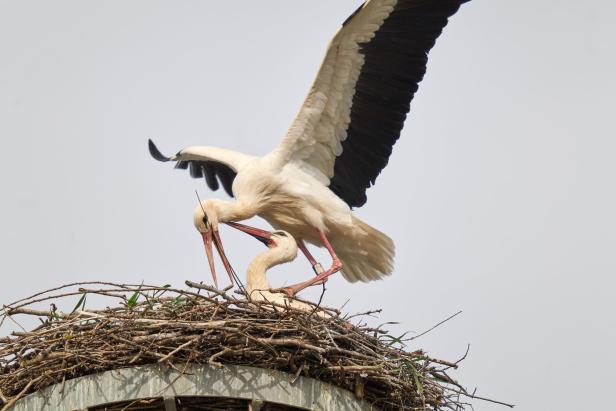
left=274, top=231, right=287, bottom=237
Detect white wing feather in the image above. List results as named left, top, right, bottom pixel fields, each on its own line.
left=272, top=0, right=397, bottom=185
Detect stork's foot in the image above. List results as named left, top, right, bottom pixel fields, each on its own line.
left=273, top=279, right=327, bottom=298
left=271, top=287, right=296, bottom=298
left=278, top=259, right=341, bottom=296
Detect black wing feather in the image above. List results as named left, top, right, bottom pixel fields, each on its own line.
left=148, top=140, right=236, bottom=197
left=185, top=160, right=236, bottom=197
left=189, top=162, right=203, bottom=179
left=203, top=166, right=220, bottom=191
left=215, top=165, right=236, bottom=197
left=328, top=0, right=469, bottom=208
left=174, top=161, right=189, bottom=170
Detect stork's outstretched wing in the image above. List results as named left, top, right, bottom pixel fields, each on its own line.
left=148, top=139, right=237, bottom=197
left=275, top=0, right=470, bottom=208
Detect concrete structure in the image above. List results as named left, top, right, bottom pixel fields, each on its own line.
left=9, top=363, right=375, bottom=411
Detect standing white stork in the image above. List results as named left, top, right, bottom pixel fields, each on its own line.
left=150, top=0, right=470, bottom=295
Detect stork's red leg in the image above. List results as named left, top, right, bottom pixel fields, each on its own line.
left=297, top=239, right=324, bottom=274
left=281, top=230, right=342, bottom=296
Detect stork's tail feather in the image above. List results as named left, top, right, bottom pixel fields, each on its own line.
left=333, top=217, right=395, bottom=283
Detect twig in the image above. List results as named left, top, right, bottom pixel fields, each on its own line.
left=158, top=335, right=201, bottom=363
left=453, top=390, right=515, bottom=408
left=411, top=311, right=463, bottom=341
left=0, top=376, right=43, bottom=411
left=185, top=281, right=234, bottom=301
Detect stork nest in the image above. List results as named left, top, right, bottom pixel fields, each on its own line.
left=0, top=281, right=487, bottom=410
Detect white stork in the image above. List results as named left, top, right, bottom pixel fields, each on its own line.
left=150, top=0, right=470, bottom=295
left=226, top=222, right=316, bottom=312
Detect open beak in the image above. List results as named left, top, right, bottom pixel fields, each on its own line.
left=200, top=230, right=218, bottom=287
left=200, top=227, right=236, bottom=289
left=198, top=220, right=273, bottom=291
left=225, top=221, right=274, bottom=247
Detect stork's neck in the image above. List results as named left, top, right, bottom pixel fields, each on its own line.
left=246, top=244, right=297, bottom=293
left=181, top=146, right=255, bottom=171
left=246, top=251, right=275, bottom=292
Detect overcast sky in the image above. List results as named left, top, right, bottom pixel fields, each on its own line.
left=1, top=1, right=615, bottom=409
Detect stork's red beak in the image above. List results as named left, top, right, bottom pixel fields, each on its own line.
left=200, top=228, right=236, bottom=289
left=199, top=221, right=273, bottom=291
left=225, top=221, right=275, bottom=246
left=200, top=230, right=218, bottom=287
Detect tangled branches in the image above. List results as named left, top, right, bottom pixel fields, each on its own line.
left=0, top=281, right=499, bottom=410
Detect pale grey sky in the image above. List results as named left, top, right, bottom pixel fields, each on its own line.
left=1, top=1, right=615, bottom=409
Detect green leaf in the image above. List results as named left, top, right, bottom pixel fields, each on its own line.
left=413, top=370, right=424, bottom=396
left=127, top=282, right=143, bottom=308
left=71, top=293, right=87, bottom=313
left=50, top=305, right=60, bottom=321
left=407, top=361, right=424, bottom=396
left=151, top=284, right=172, bottom=299
left=388, top=331, right=410, bottom=347
left=379, top=331, right=410, bottom=348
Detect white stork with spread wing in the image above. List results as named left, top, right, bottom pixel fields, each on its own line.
left=150, top=0, right=470, bottom=295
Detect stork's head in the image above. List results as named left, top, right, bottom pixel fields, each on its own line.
left=266, top=230, right=298, bottom=264
left=192, top=200, right=228, bottom=288
left=193, top=201, right=219, bottom=233
left=193, top=202, right=209, bottom=233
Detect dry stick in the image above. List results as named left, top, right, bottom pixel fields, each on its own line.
left=2, top=284, right=199, bottom=317
left=326, top=365, right=382, bottom=372
left=208, top=347, right=231, bottom=368
left=290, top=363, right=304, bottom=384
left=422, top=356, right=460, bottom=370
left=2, top=282, right=155, bottom=316
left=7, top=307, right=103, bottom=321
left=452, top=389, right=515, bottom=408
left=310, top=285, right=327, bottom=318
left=3, top=314, right=26, bottom=333
left=0, top=375, right=44, bottom=411
left=410, top=310, right=463, bottom=341
left=108, top=334, right=167, bottom=360
left=185, top=281, right=234, bottom=301
left=455, top=344, right=471, bottom=366
left=4, top=281, right=134, bottom=308
left=158, top=335, right=201, bottom=363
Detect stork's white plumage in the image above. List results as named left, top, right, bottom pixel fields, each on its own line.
left=224, top=222, right=328, bottom=315
left=225, top=223, right=314, bottom=309
left=150, top=0, right=470, bottom=294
